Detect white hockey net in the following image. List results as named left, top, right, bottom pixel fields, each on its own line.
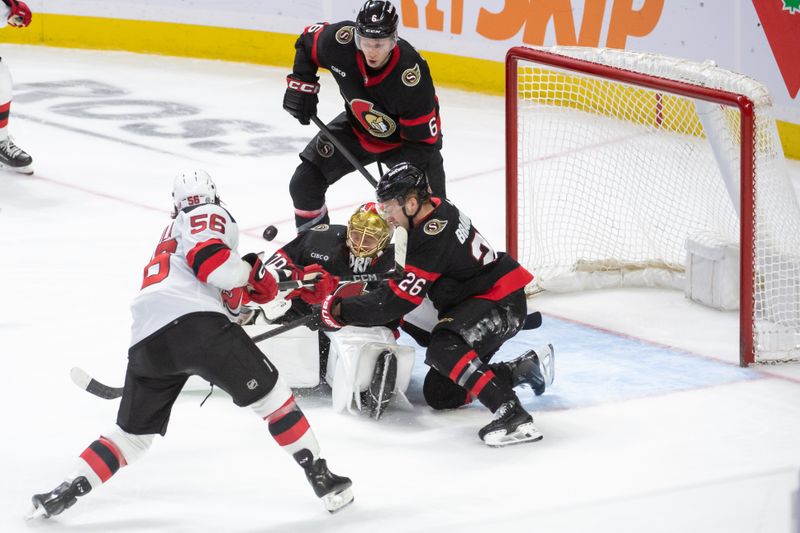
left=506, top=46, right=800, bottom=365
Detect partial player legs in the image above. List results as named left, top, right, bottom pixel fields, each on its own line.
left=290, top=160, right=330, bottom=231
left=27, top=427, right=154, bottom=519
left=250, top=379, right=354, bottom=513
left=0, top=60, right=33, bottom=174
left=291, top=113, right=377, bottom=231
left=424, top=292, right=544, bottom=446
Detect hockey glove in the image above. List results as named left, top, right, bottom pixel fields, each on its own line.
left=307, top=295, right=343, bottom=332
left=283, top=74, right=319, bottom=125
left=296, top=264, right=339, bottom=305
left=6, top=0, right=31, bottom=27
left=242, top=253, right=278, bottom=304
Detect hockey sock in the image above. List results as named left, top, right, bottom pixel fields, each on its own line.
left=449, top=350, right=515, bottom=412
left=0, top=101, right=9, bottom=136
left=251, top=379, right=321, bottom=460
left=65, top=427, right=154, bottom=489
left=0, top=61, right=12, bottom=138
left=69, top=437, right=128, bottom=489
left=294, top=205, right=329, bottom=232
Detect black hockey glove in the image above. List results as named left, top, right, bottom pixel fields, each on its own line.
left=306, top=295, right=343, bottom=332
left=283, top=74, right=320, bottom=125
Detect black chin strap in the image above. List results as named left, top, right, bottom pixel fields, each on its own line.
left=402, top=199, right=422, bottom=229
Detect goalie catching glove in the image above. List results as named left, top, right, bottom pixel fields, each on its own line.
left=4, top=0, right=31, bottom=27
left=283, top=74, right=320, bottom=125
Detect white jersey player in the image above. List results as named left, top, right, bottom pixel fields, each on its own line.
left=0, top=0, right=34, bottom=174
left=27, top=170, right=353, bottom=520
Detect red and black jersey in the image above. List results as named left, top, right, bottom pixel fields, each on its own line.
left=266, top=223, right=396, bottom=322
left=291, top=21, right=442, bottom=154
left=266, top=223, right=394, bottom=279
left=339, top=199, right=534, bottom=326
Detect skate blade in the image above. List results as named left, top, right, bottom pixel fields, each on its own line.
left=322, top=486, right=354, bottom=513
left=24, top=503, right=48, bottom=521
left=0, top=163, right=33, bottom=175
left=539, top=344, right=555, bottom=387
left=483, top=422, right=543, bottom=448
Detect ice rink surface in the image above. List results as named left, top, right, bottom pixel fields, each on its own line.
left=1, top=45, right=800, bottom=533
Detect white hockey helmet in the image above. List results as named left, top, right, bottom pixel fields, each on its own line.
left=172, top=169, right=218, bottom=216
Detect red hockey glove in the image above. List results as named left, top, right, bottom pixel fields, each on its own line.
left=242, top=253, right=278, bottom=304
left=7, top=1, right=31, bottom=28
left=307, top=295, right=343, bottom=332
left=296, top=264, right=339, bottom=305
left=283, top=74, right=319, bottom=125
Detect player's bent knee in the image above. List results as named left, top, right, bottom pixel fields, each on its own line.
left=423, top=370, right=469, bottom=410
left=102, top=425, right=155, bottom=464
left=248, top=377, right=293, bottom=418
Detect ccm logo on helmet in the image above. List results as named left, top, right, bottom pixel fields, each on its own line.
left=286, top=77, right=320, bottom=94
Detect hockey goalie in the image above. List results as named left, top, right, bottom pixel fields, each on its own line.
left=241, top=203, right=417, bottom=420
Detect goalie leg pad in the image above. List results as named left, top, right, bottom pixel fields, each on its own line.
left=364, top=350, right=397, bottom=420
left=326, top=326, right=415, bottom=416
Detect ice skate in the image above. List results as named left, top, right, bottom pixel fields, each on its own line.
left=504, top=344, right=555, bottom=396
left=26, top=476, right=91, bottom=520
left=295, top=450, right=354, bottom=513
left=478, top=398, right=543, bottom=447
left=0, top=136, right=33, bottom=175
left=364, top=350, right=396, bottom=420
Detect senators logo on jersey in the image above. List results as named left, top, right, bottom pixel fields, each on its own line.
left=335, top=26, right=354, bottom=44
left=349, top=99, right=397, bottom=138
left=423, top=219, right=448, bottom=235
left=316, top=136, right=334, bottom=158
left=402, top=64, right=421, bottom=87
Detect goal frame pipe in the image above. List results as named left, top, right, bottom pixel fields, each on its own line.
left=505, top=46, right=756, bottom=366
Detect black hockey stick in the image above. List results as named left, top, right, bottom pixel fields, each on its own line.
left=72, top=306, right=540, bottom=401
left=275, top=225, right=408, bottom=291
left=70, top=315, right=318, bottom=400
left=311, top=115, right=378, bottom=188
left=70, top=367, right=123, bottom=400
left=276, top=271, right=395, bottom=291
left=523, top=311, right=542, bottom=330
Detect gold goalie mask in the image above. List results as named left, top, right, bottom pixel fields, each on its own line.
left=347, top=202, right=393, bottom=258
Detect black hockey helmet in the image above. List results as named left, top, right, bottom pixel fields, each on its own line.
left=376, top=162, right=431, bottom=204
left=356, top=1, right=399, bottom=39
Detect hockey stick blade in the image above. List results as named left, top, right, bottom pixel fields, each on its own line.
left=523, top=311, right=542, bottom=330
left=250, top=314, right=313, bottom=343
left=392, top=225, right=408, bottom=274
left=70, top=367, right=123, bottom=400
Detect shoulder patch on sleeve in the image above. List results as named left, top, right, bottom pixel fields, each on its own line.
left=423, top=219, right=448, bottom=235
left=402, top=63, right=422, bottom=87
left=335, top=26, right=355, bottom=44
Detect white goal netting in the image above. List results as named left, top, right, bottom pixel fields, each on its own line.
left=509, top=46, right=800, bottom=364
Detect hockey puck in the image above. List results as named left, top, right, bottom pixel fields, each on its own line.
left=262, top=225, right=278, bottom=241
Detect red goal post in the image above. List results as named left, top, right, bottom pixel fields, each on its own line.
left=505, top=46, right=800, bottom=366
